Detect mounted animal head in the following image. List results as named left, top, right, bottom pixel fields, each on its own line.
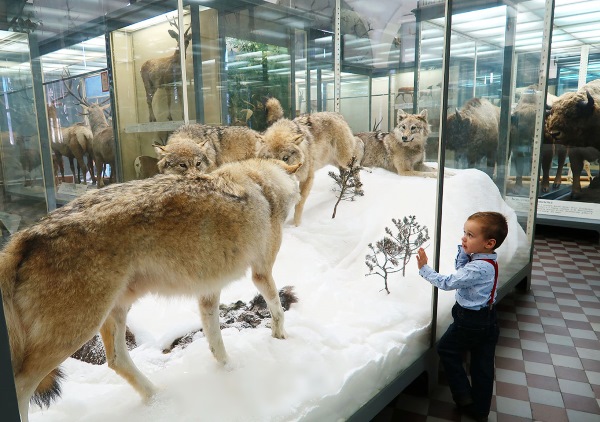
left=61, top=69, right=111, bottom=129
left=154, top=140, right=213, bottom=175
left=256, top=120, right=307, bottom=168
left=545, top=84, right=600, bottom=148
left=445, top=107, right=472, bottom=149
left=167, top=17, right=192, bottom=58
left=394, top=109, right=430, bottom=143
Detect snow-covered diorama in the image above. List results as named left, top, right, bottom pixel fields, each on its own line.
left=30, top=165, right=528, bottom=422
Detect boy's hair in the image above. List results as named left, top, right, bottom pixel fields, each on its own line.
left=467, top=212, right=508, bottom=249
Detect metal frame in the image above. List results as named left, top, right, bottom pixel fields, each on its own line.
left=0, top=1, right=565, bottom=420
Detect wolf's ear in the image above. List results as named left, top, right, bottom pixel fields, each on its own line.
left=278, top=161, right=302, bottom=174
left=292, top=133, right=304, bottom=145
left=419, top=109, right=428, bottom=121
left=397, top=109, right=407, bottom=125
left=153, top=144, right=167, bottom=157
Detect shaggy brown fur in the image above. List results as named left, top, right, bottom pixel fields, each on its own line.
left=357, top=109, right=436, bottom=177
left=546, top=79, right=600, bottom=197
left=510, top=89, right=562, bottom=192
left=266, top=97, right=285, bottom=126
left=258, top=98, right=364, bottom=226
left=48, top=104, right=95, bottom=184
left=446, top=97, right=500, bottom=177
left=155, top=123, right=261, bottom=174
left=1, top=158, right=301, bottom=422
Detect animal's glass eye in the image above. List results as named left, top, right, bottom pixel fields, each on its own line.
left=196, top=161, right=202, bottom=167
left=179, top=163, right=187, bottom=168
left=411, top=126, right=417, bottom=132
left=282, top=156, right=289, bottom=162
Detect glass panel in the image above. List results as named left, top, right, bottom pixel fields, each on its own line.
left=40, top=36, right=111, bottom=199
left=338, top=0, right=437, bottom=411
left=0, top=31, right=47, bottom=243
left=433, top=0, right=547, bottom=339
left=535, top=0, right=600, bottom=224
left=111, top=6, right=192, bottom=182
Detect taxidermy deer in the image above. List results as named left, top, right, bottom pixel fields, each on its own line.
left=63, top=73, right=116, bottom=188
left=140, top=17, right=192, bottom=122
left=47, top=95, right=95, bottom=185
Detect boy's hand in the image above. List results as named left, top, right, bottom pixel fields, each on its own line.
left=416, top=248, right=428, bottom=269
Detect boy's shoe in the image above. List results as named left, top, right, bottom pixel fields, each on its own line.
left=462, top=403, right=488, bottom=422
left=453, top=394, right=474, bottom=408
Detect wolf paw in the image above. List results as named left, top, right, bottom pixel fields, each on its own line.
left=271, top=327, right=287, bottom=339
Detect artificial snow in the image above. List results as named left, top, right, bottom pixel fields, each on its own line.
left=30, top=165, right=528, bottom=422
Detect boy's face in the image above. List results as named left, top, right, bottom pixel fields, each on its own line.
left=462, top=219, right=496, bottom=255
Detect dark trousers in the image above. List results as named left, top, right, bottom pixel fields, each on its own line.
left=437, top=302, right=500, bottom=417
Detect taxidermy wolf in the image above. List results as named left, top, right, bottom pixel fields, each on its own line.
left=1, top=158, right=301, bottom=422
left=155, top=123, right=262, bottom=175
left=258, top=97, right=364, bottom=226
left=356, top=109, right=437, bottom=177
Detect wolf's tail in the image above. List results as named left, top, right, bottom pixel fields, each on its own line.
left=32, top=368, right=65, bottom=407
left=0, top=235, right=28, bottom=374
left=266, top=97, right=284, bottom=126
left=1, top=233, right=64, bottom=406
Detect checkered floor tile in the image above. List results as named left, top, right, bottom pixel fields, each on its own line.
left=371, top=225, right=600, bottom=422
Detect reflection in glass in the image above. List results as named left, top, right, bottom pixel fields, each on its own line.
left=0, top=31, right=46, bottom=244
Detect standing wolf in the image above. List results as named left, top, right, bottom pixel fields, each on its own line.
left=154, top=123, right=261, bottom=174
left=356, top=109, right=437, bottom=177
left=258, top=98, right=363, bottom=226
left=1, top=158, right=301, bottom=422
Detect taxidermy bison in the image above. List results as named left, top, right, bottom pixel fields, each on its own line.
left=510, top=89, right=562, bottom=192
left=546, top=79, right=600, bottom=198
left=446, top=97, right=500, bottom=177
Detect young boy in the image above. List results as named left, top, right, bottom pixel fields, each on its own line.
left=416, top=211, right=508, bottom=422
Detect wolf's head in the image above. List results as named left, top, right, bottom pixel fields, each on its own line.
left=256, top=120, right=307, bottom=167
left=154, top=140, right=214, bottom=175
left=392, top=109, right=430, bottom=145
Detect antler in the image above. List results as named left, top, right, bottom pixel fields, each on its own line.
left=61, top=68, right=91, bottom=107
left=167, top=15, right=191, bottom=37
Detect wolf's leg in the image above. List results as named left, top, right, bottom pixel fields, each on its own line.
left=199, top=293, right=228, bottom=365
left=252, top=225, right=286, bottom=339
left=100, top=306, right=157, bottom=401
left=252, top=271, right=286, bottom=339
left=294, top=175, right=314, bottom=226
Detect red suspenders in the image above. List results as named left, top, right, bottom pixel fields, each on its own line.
left=477, top=258, right=498, bottom=309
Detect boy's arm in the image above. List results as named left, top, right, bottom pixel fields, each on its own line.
left=455, top=245, right=470, bottom=270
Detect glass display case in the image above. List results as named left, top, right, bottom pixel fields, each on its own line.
left=0, top=31, right=47, bottom=244
left=506, top=2, right=600, bottom=232
left=1, top=0, right=598, bottom=421
left=40, top=36, right=112, bottom=200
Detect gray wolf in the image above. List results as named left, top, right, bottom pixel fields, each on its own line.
left=546, top=79, right=600, bottom=197
left=356, top=109, right=437, bottom=177
left=446, top=98, right=500, bottom=177
left=1, top=158, right=301, bottom=422
left=155, top=123, right=261, bottom=174
left=258, top=98, right=363, bottom=226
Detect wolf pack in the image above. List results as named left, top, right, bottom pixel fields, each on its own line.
left=3, top=81, right=599, bottom=420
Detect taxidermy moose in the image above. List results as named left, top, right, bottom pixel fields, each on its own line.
left=140, top=17, right=192, bottom=122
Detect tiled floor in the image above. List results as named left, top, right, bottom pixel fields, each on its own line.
left=372, top=225, right=600, bottom=422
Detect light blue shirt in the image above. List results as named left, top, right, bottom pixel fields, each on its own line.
left=419, top=245, right=498, bottom=310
